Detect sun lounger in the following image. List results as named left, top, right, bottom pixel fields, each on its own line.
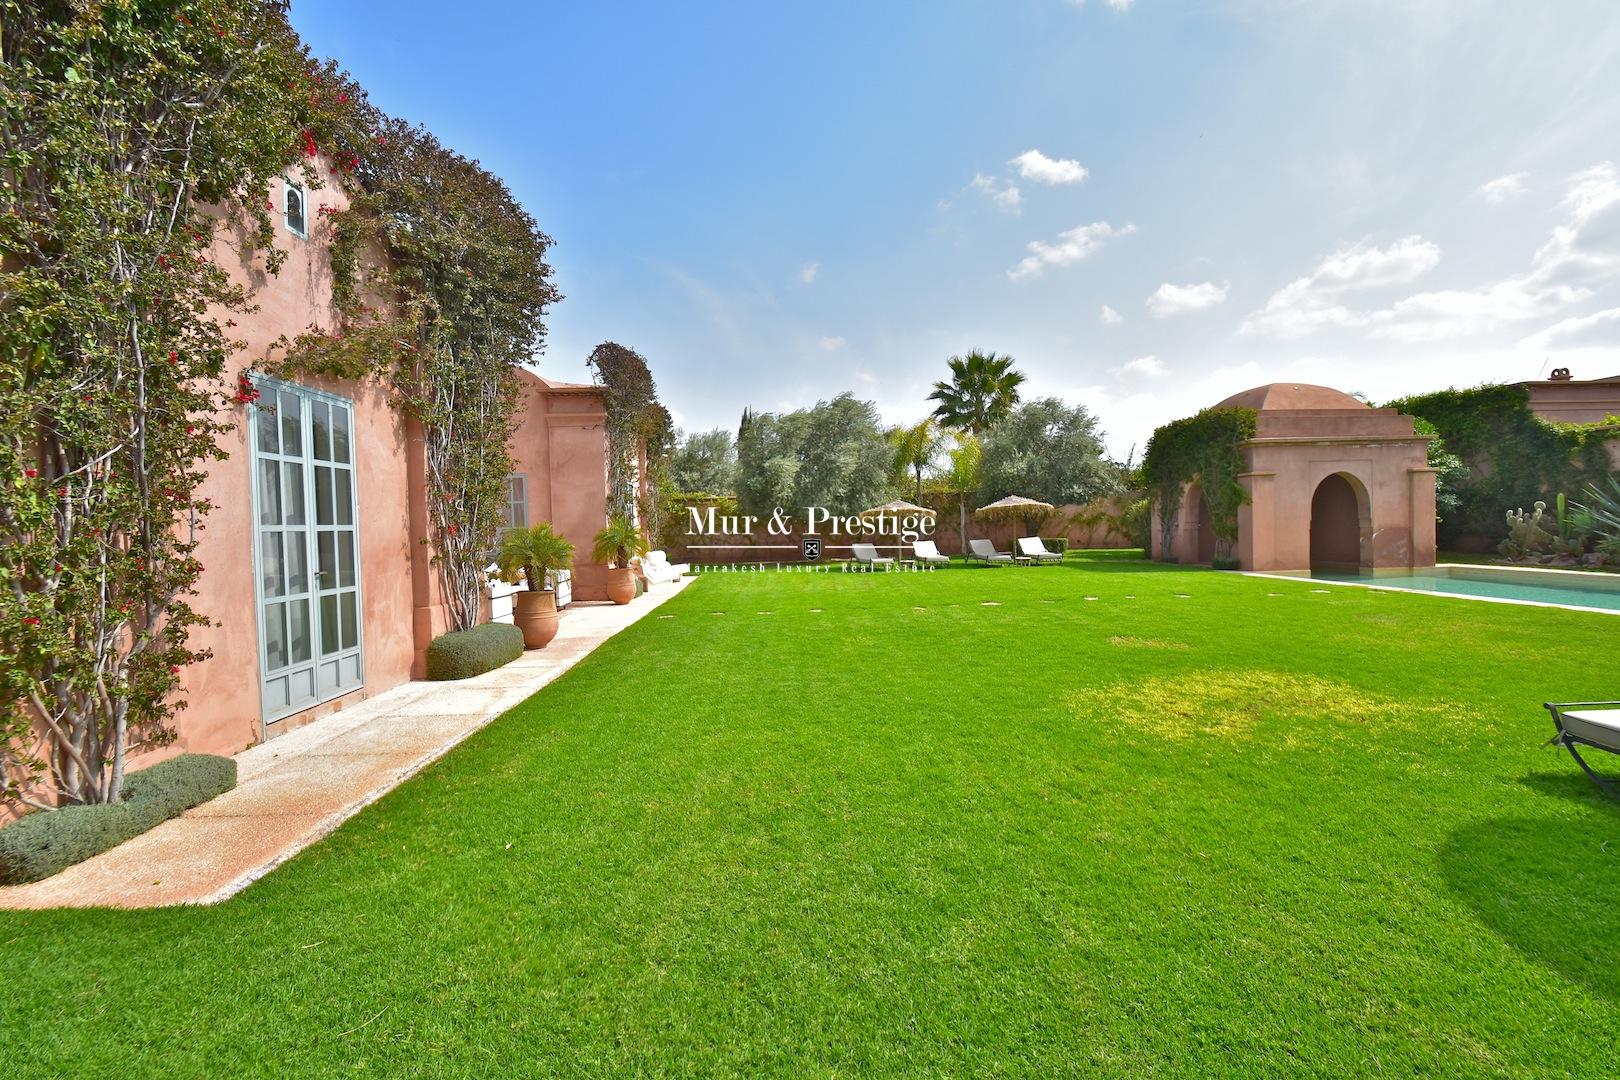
left=1544, top=701, right=1620, bottom=796
left=912, top=540, right=951, bottom=566
left=967, top=539, right=1013, bottom=565
left=851, top=543, right=895, bottom=571
left=1016, top=537, right=1062, bottom=564
left=641, top=549, right=689, bottom=585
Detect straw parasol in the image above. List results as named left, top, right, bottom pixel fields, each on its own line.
left=974, top=494, right=1058, bottom=540
left=863, top=499, right=936, bottom=561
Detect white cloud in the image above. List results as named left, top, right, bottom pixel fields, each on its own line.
left=1009, top=149, right=1089, bottom=185
left=854, top=369, right=878, bottom=384
left=800, top=262, right=819, bottom=285
left=1242, top=165, right=1620, bottom=345
left=1478, top=172, right=1529, bottom=205
left=1118, top=355, right=1166, bottom=378
left=1100, top=304, right=1123, bottom=325
left=1146, top=281, right=1229, bottom=317
left=1373, top=164, right=1619, bottom=342
left=971, top=172, right=1022, bottom=213
left=1241, top=235, right=1442, bottom=338
left=1068, top=0, right=1134, bottom=9
left=1008, top=221, right=1134, bottom=280
left=817, top=335, right=847, bottom=351
left=1519, top=305, right=1620, bottom=350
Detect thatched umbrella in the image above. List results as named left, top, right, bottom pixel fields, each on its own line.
left=863, top=498, right=936, bottom=561
left=975, top=494, right=1058, bottom=543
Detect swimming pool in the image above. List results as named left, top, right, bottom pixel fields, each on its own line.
left=1260, top=564, right=1620, bottom=614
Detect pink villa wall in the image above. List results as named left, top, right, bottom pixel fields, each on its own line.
left=508, top=373, right=613, bottom=601
left=8, top=159, right=613, bottom=818
left=177, top=160, right=424, bottom=756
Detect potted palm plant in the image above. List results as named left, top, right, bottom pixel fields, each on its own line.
left=494, top=522, right=575, bottom=648
left=593, top=514, right=647, bottom=605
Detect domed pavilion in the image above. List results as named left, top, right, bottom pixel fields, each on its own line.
left=1150, top=383, right=1437, bottom=572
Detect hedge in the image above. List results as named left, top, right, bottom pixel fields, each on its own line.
left=425, top=623, right=525, bottom=680
left=1040, top=537, right=1070, bottom=554
left=1387, top=384, right=1620, bottom=545
left=0, top=753, right=236, bottom=885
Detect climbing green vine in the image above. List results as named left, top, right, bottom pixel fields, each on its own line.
left=1386, top=384, right=1620, bottom=545
left=0, top=0, right=349, bottom=807
left=1140, top=407, right=1258, bottom=561
left=275, top=85, right=559, bottom=631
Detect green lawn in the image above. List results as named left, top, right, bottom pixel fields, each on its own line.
left=6, top=552, right=1620, bottom=1077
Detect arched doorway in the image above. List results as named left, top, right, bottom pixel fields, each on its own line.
left=1310, top=473, right=1367, bottom=570
left=1186, top=483, right=1217, bottom=565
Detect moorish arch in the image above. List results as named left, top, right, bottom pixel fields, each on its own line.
left=1151, top=384, right=1435, bottom=572
left=1309, top=471, right=1370, bottom=570
left=1184, top=482, right=1218, bottom=565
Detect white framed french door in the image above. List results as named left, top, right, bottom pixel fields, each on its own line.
left=249, top=376, right=365, bottom=735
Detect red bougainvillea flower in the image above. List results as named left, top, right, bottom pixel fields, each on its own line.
left=446, top=525, right=458, bottom=535
left=23, top=616, right=40, bottom=627
left=169, top=665, right=181, bottom=675
left=337, top=92, right=349, bottom=104
left=300, top=129, right=318, bottom=158
left=168, top=350, right=179, bottom=362
left=25, top=467, right=37, bottom=478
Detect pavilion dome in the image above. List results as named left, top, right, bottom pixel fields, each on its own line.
left=1214, top=383, right=1370, bottom=411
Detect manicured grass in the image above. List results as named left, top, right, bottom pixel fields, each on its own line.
left=5, top=551, right=1619, bottom=1077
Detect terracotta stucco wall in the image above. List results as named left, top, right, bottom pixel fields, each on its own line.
left=1150, top=403, right=1437, bottom=573
left=508, top=374, right=612, bottom=601
left=175, top=161, right=426, bottom=754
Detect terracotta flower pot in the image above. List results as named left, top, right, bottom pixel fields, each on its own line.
left=606, top=566, right=636, bottom=605
left=513, top=589, right=559, bottom=649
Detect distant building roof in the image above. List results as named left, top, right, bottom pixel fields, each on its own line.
left=1213, top=383, right=1370, bottom=412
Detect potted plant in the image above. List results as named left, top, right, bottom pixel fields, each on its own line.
left=593, top=514, right=648, bottom=605
left=494, top=522, right=575, bottom=648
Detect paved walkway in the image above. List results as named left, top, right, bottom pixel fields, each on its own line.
left=0, top=577, right=696, bottom=911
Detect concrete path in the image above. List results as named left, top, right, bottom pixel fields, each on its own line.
left=0, top=577, right=696, bottom=911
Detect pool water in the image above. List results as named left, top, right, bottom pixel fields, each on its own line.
left=1297, top=565, right=1620, bottom=613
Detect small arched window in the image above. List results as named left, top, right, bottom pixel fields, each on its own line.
left=284, top=178, right=307, bottom=239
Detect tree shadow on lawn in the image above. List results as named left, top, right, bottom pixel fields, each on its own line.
left=1439, top=782, right=1620, bottom=1002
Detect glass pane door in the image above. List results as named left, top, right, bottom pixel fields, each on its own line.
left=250, top=380, right=363, bottom=734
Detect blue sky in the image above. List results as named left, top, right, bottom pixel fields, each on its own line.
left=289, top=0, right=1620, bottom=457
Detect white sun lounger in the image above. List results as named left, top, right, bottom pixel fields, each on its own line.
left=967, top=539, right=1013, bottom=565
left=912, top=540, right=951, bottom=566
left=851, top=543, right=895, bottom=571
left=1544, top=701, right=1620, bottom=796
left=1016, top=537, right=1063, bottom=564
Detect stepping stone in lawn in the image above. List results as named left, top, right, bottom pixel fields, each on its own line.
left=710, top=611, right=726, bottom=616
left=757, top=611, right=774, bottom=615
left=1084, top=596, right=1099, bottom=601
left=658, top=614, right=675, bottom=619
left=981, top=601, right=1002, bottom=607
left=1267, top=592, right=1284, bottom=597
left=1311, top=589, right=1331, bottom=594
left=810, top=608, right=823, bottom=613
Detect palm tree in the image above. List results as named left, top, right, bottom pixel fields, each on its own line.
left=889, top=418, right=942, bottom=501
left=495, top=522, right=575, bottom=592
left=927, top=350, right=1025, bottom=435
left=940, top=432, right=983, bottom=555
